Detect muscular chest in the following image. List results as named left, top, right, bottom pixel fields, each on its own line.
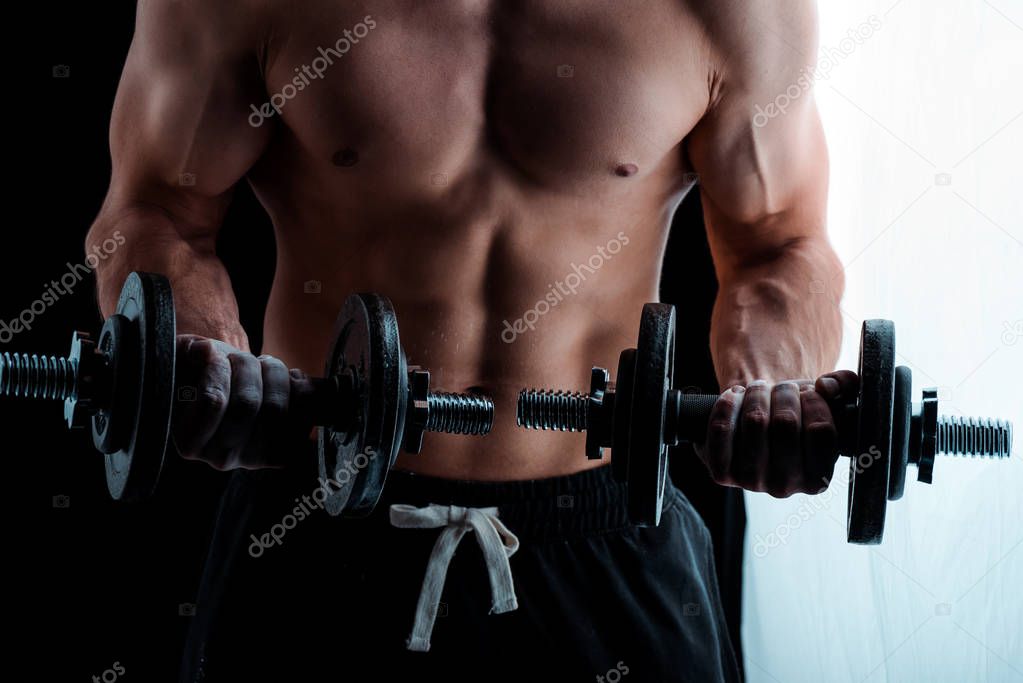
left=262, top=0, right=710, bottom=190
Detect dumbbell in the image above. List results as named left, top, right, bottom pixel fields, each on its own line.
left=0, top=272, right=494, bottom=517
left=516, top=303, right=1013, bottom=543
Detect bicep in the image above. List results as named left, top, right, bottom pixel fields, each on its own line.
left=686, top=0, right=828, bottom=272
left=107, top=0, right=270, bottom=235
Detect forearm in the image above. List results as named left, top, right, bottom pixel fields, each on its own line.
left=86, top=203, right=249, bottom=351
left=710, top=237, right=844, bottom=387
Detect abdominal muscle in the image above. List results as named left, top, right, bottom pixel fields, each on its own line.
left=255, top=167, right=683, bottom=481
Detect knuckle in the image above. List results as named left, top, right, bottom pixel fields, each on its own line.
left=190, top=338, right=221, bottom=362
left=743, top=408, right=770, bottom=431
left=199, top=387, right=229, bottom=414
left=231, top=388, right=263, bottom=415
left=708, top=419, right=736, bottom=440
left=806, top=420, right=838, bottom=447
left=260, top=392, right=288, bottom=418
left=716, top=391, right=741, bottom=409
left=259, top=354, right=288, bottom=372
left=229, top=352, right=261, bottom=375
left=772, top=409, right=800, bottom=433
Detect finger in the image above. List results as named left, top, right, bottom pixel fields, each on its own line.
left=700, top=385, right=746, bottom=485
left=173, top=338, right=231, bottom=458
left=815, top=370, right=858, bottom=403
left=211, top=352, right=264, bottom=459
left=245, top=355, right=292, bottom=469
left=767, top=382, right=802, bottom=497
left=735, top=380, right=771, bottom=491
left=800, top=386, right=839, bottom=493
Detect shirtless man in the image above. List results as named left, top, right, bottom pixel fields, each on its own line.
left=87, top=0, right=847, bottom=680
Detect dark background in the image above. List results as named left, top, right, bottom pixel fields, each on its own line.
left=12, top=2, right=742, bottom=679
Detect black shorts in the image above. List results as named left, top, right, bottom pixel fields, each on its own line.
left=182, top=449, right=740, bottom=683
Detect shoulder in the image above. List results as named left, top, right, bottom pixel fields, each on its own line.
left=134, top=0, right=272, bottom=61
left=685, top=0, right=819, bottom=109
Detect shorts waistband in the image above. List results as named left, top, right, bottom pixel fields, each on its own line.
left=378, top=465, right=679, bottom=541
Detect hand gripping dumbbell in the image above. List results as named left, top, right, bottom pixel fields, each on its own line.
left=516, top=303, right=1013, bottom=543
left=0, top=272, right=494, bottom=517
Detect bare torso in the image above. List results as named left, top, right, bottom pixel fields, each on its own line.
left=93, top=0, right=840, bottom=488
left=251, top=0, right=710, bottom=478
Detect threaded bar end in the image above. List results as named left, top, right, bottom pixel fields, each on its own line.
left=516, top=389, right=589, bottom=431
left=0, top=352, right=76, bottom=401
left=937, top=415, right=1012, bottom=458
left=426, top=392, right=494, bottom=435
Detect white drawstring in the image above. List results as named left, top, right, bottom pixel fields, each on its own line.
left=389, top=503, right=520, bottom=652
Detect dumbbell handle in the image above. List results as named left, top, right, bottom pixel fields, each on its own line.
left=663, top=392, right=719, bottom=445
left=0, top=350, right=493, bottom=444
left=517, top=386, right=1012, bottom=459
left=516, top=387, right=721, bottom=445
left=663, top=391, right=859, bottom=455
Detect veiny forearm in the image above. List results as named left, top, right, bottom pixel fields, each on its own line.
left=86, top=203, right=249, bottom=350
left=710, top=237, right=844, bottom=388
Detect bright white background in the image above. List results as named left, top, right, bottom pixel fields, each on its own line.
left=742, top=1, right=1023, bottom=681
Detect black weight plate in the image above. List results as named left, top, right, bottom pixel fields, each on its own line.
left=102, top=272, right=176, bottom=502
left=627, top=303, right=676, bottom=527
left=847, top=319, right=895, bottom=544
left=611, top=348, right=637, bottom=484
left=93, top=314, right=136, bottom=454
left=318, top=294, right=406, bottom=518
left=888, top=365, right=912, bottom=501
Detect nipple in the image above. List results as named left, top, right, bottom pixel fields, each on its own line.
left=614, top=163, right=639, bottom=177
